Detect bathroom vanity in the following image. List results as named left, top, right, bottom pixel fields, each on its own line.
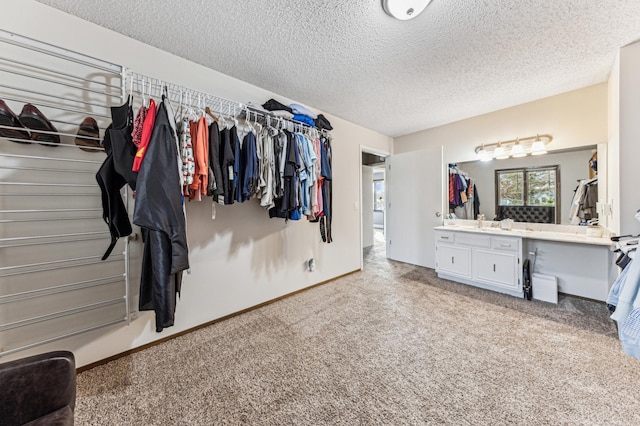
left=434, top=223, right=615, bottom=301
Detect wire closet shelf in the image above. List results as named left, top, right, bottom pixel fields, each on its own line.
left=122, top=69, right=331, bottom=136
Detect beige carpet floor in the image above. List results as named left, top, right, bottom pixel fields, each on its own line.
left=76, top=234, right=640, bottom=425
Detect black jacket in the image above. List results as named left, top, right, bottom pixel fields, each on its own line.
left=133, top=99, right=189, bottom=332
left=96, top=99, right=136, bottom=260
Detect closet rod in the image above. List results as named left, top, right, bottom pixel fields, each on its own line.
left=0, top=30, right=122, bottom=74
left=0, top=231, right=108, bottom=243
left=123, top=69, right=331, bottom=135
left=0, top=235, right=109, bottom=250
left=0, top=95, right=110, bottom=119
left=0, top=216, right=100, bottom=223
left=0, top=165, right=99, bottom=174
left=125, top=72, right=241, bottom=108
left=0, top=71, right=120, bottom=100
left=0, top=275, right=124, bottom=304
left=0, top=54, right=122, bottom=90
left=0, top=256, right=123, bottom=279
left=0, top=152, right=104, bottom=164
left=0, top=318, right=126, bottom=358
left=126, top=85, right=240, bottom=118
left=0, top=297, right=125, bottom=332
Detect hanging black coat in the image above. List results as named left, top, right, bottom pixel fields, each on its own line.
left=96, top=99, right=136, bottom=260
left=133, top=99, right=189, bottom=332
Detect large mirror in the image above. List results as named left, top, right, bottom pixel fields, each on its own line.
left=448, top=145, right=599, bottom=226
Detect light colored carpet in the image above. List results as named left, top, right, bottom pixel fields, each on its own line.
left=76, top=236, right=640, bottom=425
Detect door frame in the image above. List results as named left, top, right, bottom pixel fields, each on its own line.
left=360, top=145, right=391, bottom=270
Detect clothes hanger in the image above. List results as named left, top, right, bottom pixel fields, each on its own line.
left=128, top=74, right=134, bottom=102
left=205, top=104, right=219, bottom=123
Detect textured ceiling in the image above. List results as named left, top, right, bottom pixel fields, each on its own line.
left=36, top=0, right=640, bottom=137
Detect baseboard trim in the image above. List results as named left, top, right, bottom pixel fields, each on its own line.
left=77, top=269, right=360, bottom=373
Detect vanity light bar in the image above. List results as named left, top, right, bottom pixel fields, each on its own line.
left=475, top=134, right=553, bottom=161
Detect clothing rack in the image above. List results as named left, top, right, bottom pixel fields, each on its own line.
left=0, top=30, right=130, bottom=357
left=123, top=70, right=332, bottom=136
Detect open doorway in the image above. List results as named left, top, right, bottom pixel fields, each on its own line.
left=361, top=148, right=389, bottom=269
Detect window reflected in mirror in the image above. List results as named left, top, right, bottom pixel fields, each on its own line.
left=496, top=166, right=559, bottom=224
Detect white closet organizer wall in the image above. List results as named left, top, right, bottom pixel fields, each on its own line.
left=0, top=30, right=334, bottom=354
left=0, top=31, right=129, bottom=357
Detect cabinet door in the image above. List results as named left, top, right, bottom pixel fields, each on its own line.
left=473, top=249, right=519, bottom=289
left=437, top=245, right=471, bottom=278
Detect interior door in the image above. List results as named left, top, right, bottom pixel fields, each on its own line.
left=386, top=146, right=443, bottom=268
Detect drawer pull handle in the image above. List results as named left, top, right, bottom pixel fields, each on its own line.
left=493, top=264, right=496, bottom=272
left=451, top=256, right=454, bottom=264
left=441, top=236, right=450, bottom=240
left=500, top=243, right=511, bottom=247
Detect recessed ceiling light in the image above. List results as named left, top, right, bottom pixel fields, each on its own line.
left=382, top=0, right=432, bottom=20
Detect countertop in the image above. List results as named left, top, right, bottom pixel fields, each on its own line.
left=434, top=225, right=613, bottom=246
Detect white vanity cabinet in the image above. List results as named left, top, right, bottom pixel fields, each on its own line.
left=435, top=230, right=523, bottom=297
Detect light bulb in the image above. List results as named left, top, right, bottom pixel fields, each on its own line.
left=531, top=139, right=547, bottom=155
left=511, top=142, right=526, bottom=158
left=494, top=144, right=509, bottom=160
left=477, top=146, right=491, bottom=161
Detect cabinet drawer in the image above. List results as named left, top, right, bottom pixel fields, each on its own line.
left=456, top=232, right=491, bottom=248
left=435, top=231, right=455, bottom=243
left=491, top=237, right=519, bottom=252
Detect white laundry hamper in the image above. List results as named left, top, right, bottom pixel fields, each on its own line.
left=532, top=273, right=558, bottom=304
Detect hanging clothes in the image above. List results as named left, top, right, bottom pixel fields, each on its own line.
left=233, top=125, right=243, bottom=203
left=132, top=98, right=156, bottom=172
left=179, top=116, right=195, bottom=189
left=108, top=97, right=137, bottom=190
left=241, top=130, right=259, bottom=202
left=218, top=125, right=235, bottom=205
left=258, top=127, right=276, bottom=209
left=318, top=135, right=333, bottom=242
left=95, top=97, right=138, bottom=260
left=269, top=129, right=296, bottom=218
left=207, top=120, right=223, bottom=197
left=133, top=98, right=189, bottom=333
left=570, top=177, right=598, bottom=224
left=608, top=250, right=640, bottom=360
left=131, top=103, right=148, bottom=148
left=187, top=115, right=209, bottom=201
left=448, top=166, right=476, bottom=219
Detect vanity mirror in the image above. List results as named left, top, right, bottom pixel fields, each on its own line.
left=449, top=145, right=599, bottom=226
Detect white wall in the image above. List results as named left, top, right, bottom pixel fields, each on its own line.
left=457, top=148, right=596, bottom=224
left=0, top=1, right=392, bottom=367
left=362, top=166, right=374, bottom=248
left=394, top=84, right=608, bottom=165
left=608, top=53, right=621, bottom=234
left=616, top=41, right=640, bottom=235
